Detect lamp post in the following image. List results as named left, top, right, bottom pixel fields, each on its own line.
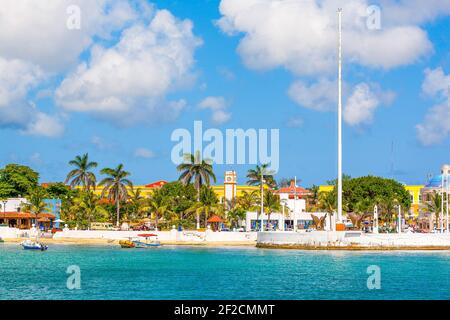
left=260, top=172, right=264, bottom=232
left=373, top=205, right=379, bottom=234
left=293, top=176, right=298, bottom=232
left=280, top=199, right=287, bottom=231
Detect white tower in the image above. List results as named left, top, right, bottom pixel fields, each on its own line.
left=224, top=171, right=237, bottom=205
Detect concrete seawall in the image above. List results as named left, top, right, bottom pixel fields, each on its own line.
left=0, top=227, right=257, bottom=245
left=257, top=231, right=450, bottom=250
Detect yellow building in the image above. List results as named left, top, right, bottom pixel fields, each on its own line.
left=83, top=178, right=261, bottom=203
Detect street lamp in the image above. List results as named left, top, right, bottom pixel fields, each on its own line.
left=260, top=172, right=264, bottom=232
left=280, top=199, right=288, bottom=231
left=373, top=205, right=379, bottom=234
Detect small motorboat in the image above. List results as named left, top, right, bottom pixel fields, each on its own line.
left=21, top=240, right=48, bottom=251
left=119, top=239, right=135, bottom=248
left=133, top=234, right=161, bottom=248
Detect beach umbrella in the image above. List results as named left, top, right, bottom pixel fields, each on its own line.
left=54, top=219, right=64, bottom=223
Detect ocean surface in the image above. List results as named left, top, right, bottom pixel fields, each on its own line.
left=0, top=244, right=449, bottom=300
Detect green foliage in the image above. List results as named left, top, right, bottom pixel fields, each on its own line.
left=237, top=190, right=259, bottom=211
left=177, top=151, right=217, bottom=198
left=186, top=186, right=223, bottom=228
left=65, top=153, right=98, bottom=190
left=0, top=164, right=39, bottom=198
left=25, top=186, right=49, bottom=214
left=99, top=164, right=133, bottom=226
left=153, top=181, right=197, bottom=216
left=424, top=191, right=443, bottom=227
left=246, top=164, right=276, bottom=188
left=67, top=190, right=108, bottom=229
left=199, top=185, right=218, bottom=206
left=227, top=207, right=247, bottom=228
left=45, top=182, right=71, bottom=199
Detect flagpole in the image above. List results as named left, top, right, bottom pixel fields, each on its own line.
left=337, top=8, right=343, bottom=226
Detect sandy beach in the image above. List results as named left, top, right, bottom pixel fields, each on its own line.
left=2, top=237, right=256, bottom=247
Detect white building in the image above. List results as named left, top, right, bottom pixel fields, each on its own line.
left=0, top=198, right=28, bottom=213
left=244, top=211, right=328, bottom=231
left=273, top=180, right=309, bottom=214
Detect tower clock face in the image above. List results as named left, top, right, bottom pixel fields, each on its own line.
left=226, top=176, right=232, bottom=182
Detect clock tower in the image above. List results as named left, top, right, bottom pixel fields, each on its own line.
left=224, top=171, right=237, bottom=203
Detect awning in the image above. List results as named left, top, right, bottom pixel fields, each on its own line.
left=0, top=212, right=36, bottom=219
left=207, top=215, right=224, bottom=223
left=37, top=213, right=56, bottom=219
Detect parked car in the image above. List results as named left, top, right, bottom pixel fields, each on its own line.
left=131, top=224, right=153, bottom=231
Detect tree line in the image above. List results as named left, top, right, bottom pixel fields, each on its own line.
left=1, top=152, right=433, bottom=232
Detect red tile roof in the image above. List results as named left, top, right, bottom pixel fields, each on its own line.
left=207, top=215, right=224, bottom=223
left=0, top=212, right=55, bottom=219
left=145, top=180, right=168, bottom=188
left=273, top=181, right=310, bottom=195
left=0, top=212, right=35, bottom=219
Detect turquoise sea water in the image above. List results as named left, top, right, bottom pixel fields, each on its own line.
left=0, top=244, right=449, bottom=300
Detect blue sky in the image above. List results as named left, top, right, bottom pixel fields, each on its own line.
left=1, top=0, right=450, bottom=187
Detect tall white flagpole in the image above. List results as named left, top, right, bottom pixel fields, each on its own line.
left=337, top=8, right=343, bottom=225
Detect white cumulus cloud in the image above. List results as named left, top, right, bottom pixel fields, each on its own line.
left=288, top=79, right=337, bottom=112
left=56, top=9, right=201, bottom=126
left=217, top=0, right=446, bottom=127
left=0, top=56, right=63, bottom=137
left=344, top=83, right=395, bottom=126
left=217, top=0, right=435, bottom=76
left=0, top=0, right=139, bottom=72
left=416, top=68, right=450, bottom=145
left=134, top=148, right=156, bottom=159
left=198, top=96, right=231, bottom=124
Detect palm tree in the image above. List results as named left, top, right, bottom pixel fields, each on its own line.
left=65, top=153, right=98, bottom=190
left=186, top=186, right=221, bottom=228
left=306, top=185, right=320, bottom=212
left=25, top=187, right=49, bottom=215
left=318, top=191, right=335, bottom=230
left=237, top=190, right=259, bottom=211
left=348, top=198, right=371, bottom=230
left=146, top=195, right=174, bottom=230
left=246, top=164, right=276, bottom=188
left=227, top=207, right=247, bottom=228
left=73, top=191, right=108, bottom=228
left=247, top=164, right=276, bottom=231
left=177, top=151, right=216, bottom=229
left=262, top=190, right=281, bottom=230
left=425, top=191, right=443, bottom=231
left=127, top=187, right=146, bottom=221
left=99, top=164, right=133, bottom=227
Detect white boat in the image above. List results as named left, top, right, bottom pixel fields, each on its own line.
left=132, top=234, right=161, bottom=248
left=21, top=239, right=48, bottom=251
